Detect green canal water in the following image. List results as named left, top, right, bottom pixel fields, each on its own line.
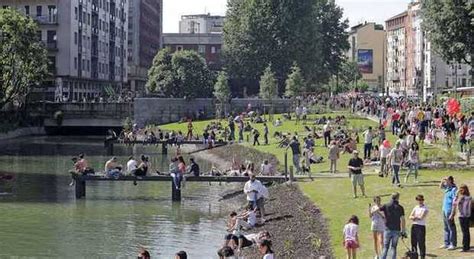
left=0, top=136, right=237, bottom=258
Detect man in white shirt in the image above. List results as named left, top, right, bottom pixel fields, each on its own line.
left=126, top=156, right=138, bottom=175
left=363, top=127, right=374, bottom=160
left=243, top=174, right=266, bottom=221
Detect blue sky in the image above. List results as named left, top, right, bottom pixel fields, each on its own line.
left=163, top=0, right=411, bottom=32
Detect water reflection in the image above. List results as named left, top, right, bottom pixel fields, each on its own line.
left=0, top=136, right=237, bottom=258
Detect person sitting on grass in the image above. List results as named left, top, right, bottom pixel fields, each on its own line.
left=343, top=215, right=360, bottom=259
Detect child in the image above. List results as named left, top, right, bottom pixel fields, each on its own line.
left=343, top=215, right=359, bottom=259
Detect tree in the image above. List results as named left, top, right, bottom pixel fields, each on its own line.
left=285, top=63, right=305, bottom=98
left=146, top=48, right=174, bottom=95
left=146, top=49, right=214, bottom=98
left=422, top=0, right=473, bottom=65
left=259, top=64, right=278, bottom=119
left=0, top=8, right=48, bottom=109
left=223, top=0, right=349, bottom=92
left=172, top=50, right=214, bottom=98
left=213, top=71, right=231, bottom=118
left=339, top=60, right=362, bottom=87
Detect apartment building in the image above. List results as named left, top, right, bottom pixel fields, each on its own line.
left=386, top=1, right=472, bottom=100
left=179, top=13, right=224, bottom=34
left=347, top=22, right=386, bottom=92
left=162, top=33, right=223, bottom=70
left=127, top=0, right=162, bottom=96
left=1, top=0, right=128, bottom=102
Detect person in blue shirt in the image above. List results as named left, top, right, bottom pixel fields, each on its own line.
left=440, top=176, right=457, bottom=250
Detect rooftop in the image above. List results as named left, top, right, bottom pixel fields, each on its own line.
left=385, top=11, right=408, bottom=22
left=163, top=33, right=223, bottom=45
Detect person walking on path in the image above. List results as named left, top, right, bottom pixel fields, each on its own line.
left=379, top=192, right=407, bottom=259
left=287, top=136, right=302, bottom=174
left=440, top=176, right=458, bottom=250
left=452, top=184, right=471, bottom=252
left=379, top=140, right=390, bottom=177
left=405, top=142, right=420, bottom=183
left=347, top=151, right=366, bottom=198
left=343, top=215, right=360, bottom=259
left=363, top=127, right=374, bottom=160
left=328, top=140, right=340, bottom=174
left=369, top=196, right=385, bottom=259
left=409, top=194, right=429, bottom=259
left=388, top=142, right=404, bottom=187
left=323, top=121, right=331, bottom=147
left=263, top=123, right=269, bottom=145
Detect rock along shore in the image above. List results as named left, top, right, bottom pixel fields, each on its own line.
left=189, top=144, right=333, bottom=258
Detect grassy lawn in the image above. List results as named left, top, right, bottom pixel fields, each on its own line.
left=158, top=111, right=473, bottom=258
left=160, top=112, right=381, bottom=172
left=300, top=169, right=474, bottom=258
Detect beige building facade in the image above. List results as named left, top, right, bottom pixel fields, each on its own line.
left=347, top=22, right=386, bottom=92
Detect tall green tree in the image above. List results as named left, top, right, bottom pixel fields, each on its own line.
left=146, top=47, right=174, bottom=95
left=0, top=8, right=48, bottom=109
left=146, top=49, right=214, bottom=98
left=422, top=0, right=473, bottom=65
left=213, top=71, right=231, bottom=118
left=339, top=60, right=362, bottom=87
left=172, top=50, right=214, bottom=98
left=284, top=63, right=305, bottom=98
left=223, top=0, right=349, bottom=92
left=259, top=64, right=278, bottom=119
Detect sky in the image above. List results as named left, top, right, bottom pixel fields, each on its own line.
left=163, top=0, right=412, bottom=33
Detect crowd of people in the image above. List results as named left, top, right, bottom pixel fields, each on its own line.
left=344, top=176, right=472, bottom=259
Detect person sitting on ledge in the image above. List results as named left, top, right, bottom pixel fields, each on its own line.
left=104, top=157, right=122, bottom=178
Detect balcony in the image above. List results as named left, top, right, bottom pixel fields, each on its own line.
left=34, top=15, right=58, bottom=25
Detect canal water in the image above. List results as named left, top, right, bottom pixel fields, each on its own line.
left=0, top=136, right=237, bottom=258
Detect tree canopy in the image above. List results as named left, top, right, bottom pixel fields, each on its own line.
left=339, top=60, right=362, bottom=87
left=0, top=8, right=48, bottom=109
left=259, top=64, right=278, bottom=100
left=284, top=63, right=305, bottom=98
left=146, top=48, right=214, bottom=98
left=223, top=0, right=349, bottom=92
left=213, top=71, right=231, bottom=104
left=422, top=0, right=473, bottom=65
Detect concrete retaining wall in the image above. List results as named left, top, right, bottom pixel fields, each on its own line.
left=0, top=127, right=45, bottom=141
left=134, top=98, right=291, bottom=126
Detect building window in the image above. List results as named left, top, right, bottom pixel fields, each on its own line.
left=87, top=60, right=90, bottom=72
left=75, top=7, right=78, bottom=20
left=211, top=46, right=216, bottom=54
left=74, top=32, right=77, bottom=44
left=198, top=45, right=205, bottom=54
left=74, top=57, right=78, bottom=69
left=25, top=6, right=30, bottom=15
left=87, top=14, right=91, bottom=25
left=36, top=5, right=42, bottom=16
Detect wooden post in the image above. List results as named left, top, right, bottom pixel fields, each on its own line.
left=171, top=180, right=181, bottom=202
left=284, top=152, right=288, bottom=179
left=104, top=139, right=114, bottom=156
left=162, top=142, right=168, bottom=154
left=289, top=166, right=294, bottom=183
left=75, top=179, right=86, bottom=199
